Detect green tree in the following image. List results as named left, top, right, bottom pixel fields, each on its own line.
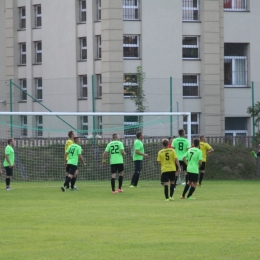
left=247, top=102, right=260, bottom=143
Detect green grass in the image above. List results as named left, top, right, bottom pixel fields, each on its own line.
left=1, top=180, right=260, bottom=260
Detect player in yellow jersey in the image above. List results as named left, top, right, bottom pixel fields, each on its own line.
left=157, top=139, right=181, bottom=201
left=63, top=131, right=75, bottom=189
left=198, top=135, right=214, bottom=186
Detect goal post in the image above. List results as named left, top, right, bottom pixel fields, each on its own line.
left=0, top=112, right=191, bottom=185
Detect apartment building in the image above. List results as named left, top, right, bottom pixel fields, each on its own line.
left=0, top=0, right=259, bottom=138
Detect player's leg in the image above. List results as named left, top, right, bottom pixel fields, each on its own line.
left=161, top=173, right=169, bottom=201
left=198, top=163, right=205, bottom=186
left=130, top=160, right=142, bottom=187
left=118, top=164, right=124, bottom=192
left=111, top=165, right=117, bottom=193
left=71, top=170, right=78, bottom=190
left=5, top=167, right=13, bottom=190
left=169, top=171, right=176, bottom=200
left=187, top=174, right=198, bottom=199
left=181, top=161, right=188, bottom=184
left=181, top=173, right=190, bottom=198
left=61, top=165, right=75, bottom=192
left=63, top=164, right=70, bottom=189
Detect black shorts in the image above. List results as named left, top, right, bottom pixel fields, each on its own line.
left=111, top=164, right=124, bottom=174
left=188, top=172, right=199, bottom=183
left=68, top=164, right=78, bottom=175
left=5, top=167, right=13, bottom=177
left=179, top=161, right=187, bottom=171
left=199, top=162, right=206, bottom=171
left=65, top=161, right=69, bottom=173
left=161, top=171, right=176, bottom=183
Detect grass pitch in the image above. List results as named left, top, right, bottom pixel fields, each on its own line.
left=0, top=180, right=259, bottom=260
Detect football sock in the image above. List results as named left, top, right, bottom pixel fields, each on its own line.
left=174, top=176, right=178, bottom=188
left=182, top=184, right=190, bottom=197
left=64, top=176, right=69, bottom=188
left=170, top=184, right=175, bottom=197
left=71, top=177, right=76, bottom=189
left=199, top=172, right=204, bottom=184
left=6, top=178, right=10, bottom=187
left=164, top=185, right=169, bottom=199
left=185, top=175, right=188, bottom=184
left=187, top=186, right=195, bottom=198
left=64, top=177, right=71, bottom=188
left=118, top=176, right=123, bottom=189
left=111, top=178, right=115, bottom=191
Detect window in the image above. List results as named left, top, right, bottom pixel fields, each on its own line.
left=124, top=74, right=138, bottom=97
left=182, top=36, right=199, bottom=59
left=20, top=43, right=26, bottom=65
left=224, top=43, right=248, bottom=87
left=19, top=7, right=26, bottom=29
left=123, top=35, right=140, bottom=59
left=183, top=75, right=199, bottom=97
left=35, top=78, right=42, bottom=100
left=124, top=116, right=139, bottom=136
left=97, top=36, right=101, bottom=59
left=81, top=116, right=88, bottom=135
left=35, top=41, right=42, bottom=64
left=79, top=0, right=86, bottom=22
left=123, top=0, right=140, bottom=20
left=182, top=0, right=199, bottom=21
left=80, top=75, right=88, bottom=98
left=20, top=79, right=27, bottom=101
left=97, top=0, right=101, bottom=20
left=97, top=74, right=102, bottom=97
left=80, top=37, right=87, bottom=60
left=183, top=113, right=199, bottom=135
left=21, top=116, right=27, bottom=137
left=36, top=116, right=43, bottom=137
left=35, top=5, right=42, bottom=27
left=224, top=0, right=247, bottom=11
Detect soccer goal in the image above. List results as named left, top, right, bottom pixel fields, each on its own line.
left=0, top=112, right=191, bottom=185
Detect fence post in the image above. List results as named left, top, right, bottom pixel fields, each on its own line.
left=170, top=77, right=172, bottom=137
left=9, top=79, right=13, bottom=138
left=92, top=75, right=96, bottom=144
left=252, top=81, right=255, bottom=144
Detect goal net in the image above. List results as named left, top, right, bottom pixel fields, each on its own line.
left=0, top=112, right=191, bottom=185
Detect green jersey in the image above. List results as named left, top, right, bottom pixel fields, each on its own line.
left=184, top=147, right=202, bottom=174
left=66, top=143, right=82, bottom=166
left=172, top=137, right=190, bottom=161
left=133, top=139, right=144, bottom=161
left=105, top=140, right=124, bottom=164
left=3, top=145, right=15, bottom=167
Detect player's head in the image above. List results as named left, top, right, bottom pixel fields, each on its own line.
left=7, top=138, right=14, bottom=146
left=74, top=137, right=80, bottom=144
left=179, top=129, right=185, bottom=137
left=200, top=135, right=205, bottom=142
left=162, top=138, right=169, bottom=148
left=112, top=133, right=119, bottom=140
left=68, top=130, right=75, bottom=139
left=136, top=131, right=143, bottom=140
left=193, top=139, right=200, bottom=147
left=168, top=136, right=173, bottom=143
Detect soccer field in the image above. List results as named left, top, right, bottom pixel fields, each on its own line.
left=0, top=180, right=259, bottom=260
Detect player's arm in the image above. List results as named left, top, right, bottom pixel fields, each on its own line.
left=78, top=155, right=86, bottom=166
left=198, top=159, right=202, bottom=166
left=135, top=149, right=148, bottom=158
left=64, top=152, right=68, bottom=165
left=120, top=149, right=126, bottom=156
left=183, top=156, right=188, bottom=165
left=175, top=158, right=181, bottom=173
left=102, top=151, right=108, bottom=164
left=5, top=154, right=12, bottom=167
left=207, top=147, right=214, bottom=155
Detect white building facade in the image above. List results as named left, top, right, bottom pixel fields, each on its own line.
left=0, top=0, right=259, bottom=138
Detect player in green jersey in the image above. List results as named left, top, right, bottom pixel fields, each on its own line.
left=130, top=131, right=148, bottom=187
left=3, top=138, right=15, bottom=190
left=102, top=133, right=126, bottom=194
left=181, top=139, right=202, bottom=199
left=172, top=129, right=190, bottom=185
left=61, top=137, right=86, bottom=192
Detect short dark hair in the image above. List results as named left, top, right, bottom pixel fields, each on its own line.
left=193, top=139, right=200, bottom=147
left=7, top=138, right=13, bottom=144
left=179, top=129, right=185, bottom=136
left=162, top=139, right=169, bottom=147
left=74, top=137, right=80, bottom=143
left=68, top=131, right=74, bottom=138
left=168, top=136, right=173, bottom=141
left=136, top=131, right=142, bottom=139
left=112, top=133, right=118, bottom=140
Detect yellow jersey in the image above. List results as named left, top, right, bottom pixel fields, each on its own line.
left=157, top=148, right=178, bottom=173
left=65, top=139, right=74, bottom=160
left=199, top=141, right=212, bottom=162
